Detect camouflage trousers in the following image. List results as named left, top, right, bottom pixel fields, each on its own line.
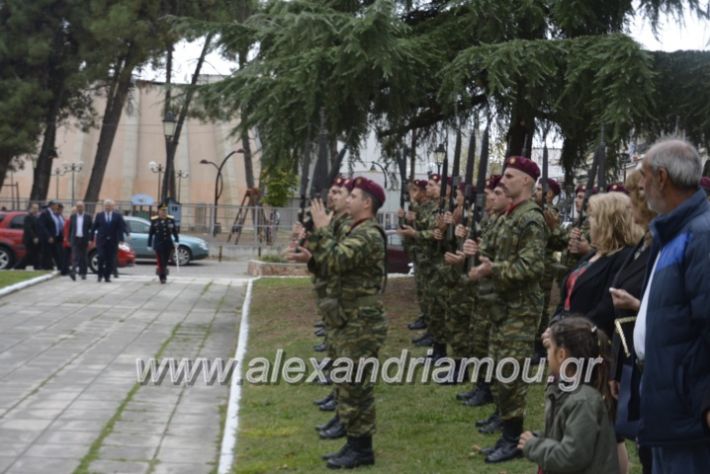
left=488, top=302, right=541, bottom=421
left=413, top=264, right=428, bottom=323
left=418, top=264, right=446, bottom=344
left=334, top=304, right=387, bottom=437
left=446, top=278, right=475, bottom=358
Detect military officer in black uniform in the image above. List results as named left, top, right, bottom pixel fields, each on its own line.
left=148, top=203, right=179, bottom=284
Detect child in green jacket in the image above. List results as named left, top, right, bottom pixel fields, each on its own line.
left=518, top=316, right=620, bottom=474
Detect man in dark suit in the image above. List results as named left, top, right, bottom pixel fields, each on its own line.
left=68, top=201, right=93, bottom=280
left=91, top=199, right=125, bottom=282
left=38, top=200, right=65, bottom=271
left=14, top=203, right=42, bottom=269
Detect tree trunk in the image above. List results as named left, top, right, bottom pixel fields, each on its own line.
left=163, top=33, right=215, bottom=201
left=83, top=53, right=136, bottom=204
left=161, top=43, right=173, bottom=203
left=409, top=131, right=417, bottom=180
left=506, top=88, right=536, bottom=158
left=30, top=87, right=64, bottom=202
left=238, top=45, right=256, bottom=189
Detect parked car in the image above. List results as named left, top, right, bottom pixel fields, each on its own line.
left=386, top=232, right=412, bottom=274
left=0, top=211, right=135, bottom=271
left=121, top=216, right=209, bottom=266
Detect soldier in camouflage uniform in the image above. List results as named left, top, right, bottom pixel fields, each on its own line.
left=398, top=175, right=443, bottom=349
left=465, top=156, right=546, bottom=463
left=533, top=178, right=567, bottom=360
left=399, top=180, right=429, bottom=331
left=302, top=177, right=352, bottom=419
left=456, top=176, right=508, bottom=408
left=291, top=177, right=388, bottom=469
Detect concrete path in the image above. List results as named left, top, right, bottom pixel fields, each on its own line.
left=0, top=263, right=248, bottom=474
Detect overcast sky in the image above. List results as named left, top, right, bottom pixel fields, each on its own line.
left=139, top=8, right=710, bottom=83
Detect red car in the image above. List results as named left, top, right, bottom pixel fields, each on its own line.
left=0, top=211, right=136, bottom=271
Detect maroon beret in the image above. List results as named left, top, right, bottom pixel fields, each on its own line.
left=606, top=182, right=628, bottom=194
left=344, top=178, right=354, bottom=192
left=352, top=176, right=385, bottom=206
left=414, top=179, right=428, bottom=190
left=575, top=184, right=600, bottom=195
left=332, top=176, right=346, bottom=188
left=486, top=174, right=502, bottom=190
left=429, top=174, right=441, bottom=184
left=542, top=178, right=561, bottom=196
left=700, top=176, right=710, bottom=192
left=505, top=156, right=540, bottom=180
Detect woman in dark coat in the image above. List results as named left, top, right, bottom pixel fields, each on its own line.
left=554, top=191, right=641, bottom=338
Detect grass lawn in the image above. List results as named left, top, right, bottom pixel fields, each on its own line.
left=234, top=277, right=643, bottom=473
left=0, top=270, right=50, bottom=289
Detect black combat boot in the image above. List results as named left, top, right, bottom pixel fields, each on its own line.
left=437, top=358, right=464, bottom=385
left=456, top=386, right=477, bottom=401
left=464, top=382, right=493, bottom=407
left=321, top=437, right=351, bottom=461
left=319, top=419, right=346, bottom=440
left=485, top=417, right=523, bottom=463
left=326, top=435, right=374, bottom=469
left=475, top=411, right=499, bottom=428
left=412, top=332, right=433, bottom=346
left=314, top=342, right=328, bottom=352
left=428, top=342, right=447, bottom=362
left=316, top=415, right=339, bottom=432
left=407, top=316, right=427, bottom=330
left=314, top=320, right=325, bottom=328
left=478, top=412, right=503, bottom=434
left=319, top=398, right=337, bottom=412
left=314, top=327, right=326, bottom=337
left=314, top=391, right=335, bottom=407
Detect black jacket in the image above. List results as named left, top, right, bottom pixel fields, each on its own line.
left=69, top=213, right=93, bottom=245
left=92, top=211, right=125, bottom=246
left=556, top=246, right=635, bottom=338
left=38, top=209, right=62, bottom=242
left=22, top=213, right=40, bottom=246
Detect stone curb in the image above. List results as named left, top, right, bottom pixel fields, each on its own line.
left=0, top=271, right=60, bottom=299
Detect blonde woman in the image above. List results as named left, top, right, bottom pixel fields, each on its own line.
left=553, top=192, right=643, bottom=338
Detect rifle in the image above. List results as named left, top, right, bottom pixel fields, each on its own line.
left=541, top=125, right=549, bottom=212
left=462, top=121, right=477, bottom=230
left=437, top=143, right=449, bottom=251
left=447, top=129, right=462, bottom=241
left=467, top=110, right=491, bottom=270
left=575, top=126, right=606, bottom=228
left=397, top=149, right=409, bottom=228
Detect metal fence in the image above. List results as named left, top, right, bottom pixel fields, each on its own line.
left=0, top=198, right=402, bottom=249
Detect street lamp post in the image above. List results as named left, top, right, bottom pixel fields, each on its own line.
left=50, top=167, right=65, bottom=201
left=200, top=149, right=243, bottom=236
left=433, top=143, right=446, bottom=176
left=162, top=111, right=177, bottom=203
left=176, top=169, right=189, bottom=203
left=63, top=162, right=83, bottom=205
left=149, top=161, right=165, bottom=203
left=369, top=162, right=389, bottom=190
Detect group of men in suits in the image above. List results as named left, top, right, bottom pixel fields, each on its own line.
left=16, top=198, right=127, bottom=282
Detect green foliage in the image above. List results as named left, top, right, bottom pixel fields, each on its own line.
left=260, top=164, right=298, bottom=207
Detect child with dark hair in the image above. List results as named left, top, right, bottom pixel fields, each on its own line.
left=519, top=316, right=620, bottom=474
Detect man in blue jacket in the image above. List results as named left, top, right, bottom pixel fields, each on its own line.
left=91, top=199, right=126, bottom=283
left=636, top=139, right=710, bottom=473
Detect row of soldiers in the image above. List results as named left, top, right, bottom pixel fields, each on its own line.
left=397, top=155, right=610, bottom=464
left=286, top=176, right=389, bottom=469
left=288, top=156, right=617, bottom=468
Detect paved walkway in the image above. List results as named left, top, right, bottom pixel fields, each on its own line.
left=0, top=268, right=248, bottom=474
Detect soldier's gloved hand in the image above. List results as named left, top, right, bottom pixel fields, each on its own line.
left=310, top=198, right=333, bottom=230
left=432, top=228, right=443, bottom=241
left=396, top=225, right=417, bottom=238
left=405, top=210, right=416, bottom=223
left=286, top=245, right=312, bottom=263
left=454, top=224, right=468, bottom=239
left=443, top=211, right=454, bottom=225
left=462, top=238, right=479, bottom=256
left=444, top=250, right=465, bottom=266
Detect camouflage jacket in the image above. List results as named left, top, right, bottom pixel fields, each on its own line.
left=488, top=199, right=546, bottom=297
left=411, top=200, right=439, bottom=268
left=307, top=213, right=350, bottom=297
left=310, top=217, right=386, bottom=303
